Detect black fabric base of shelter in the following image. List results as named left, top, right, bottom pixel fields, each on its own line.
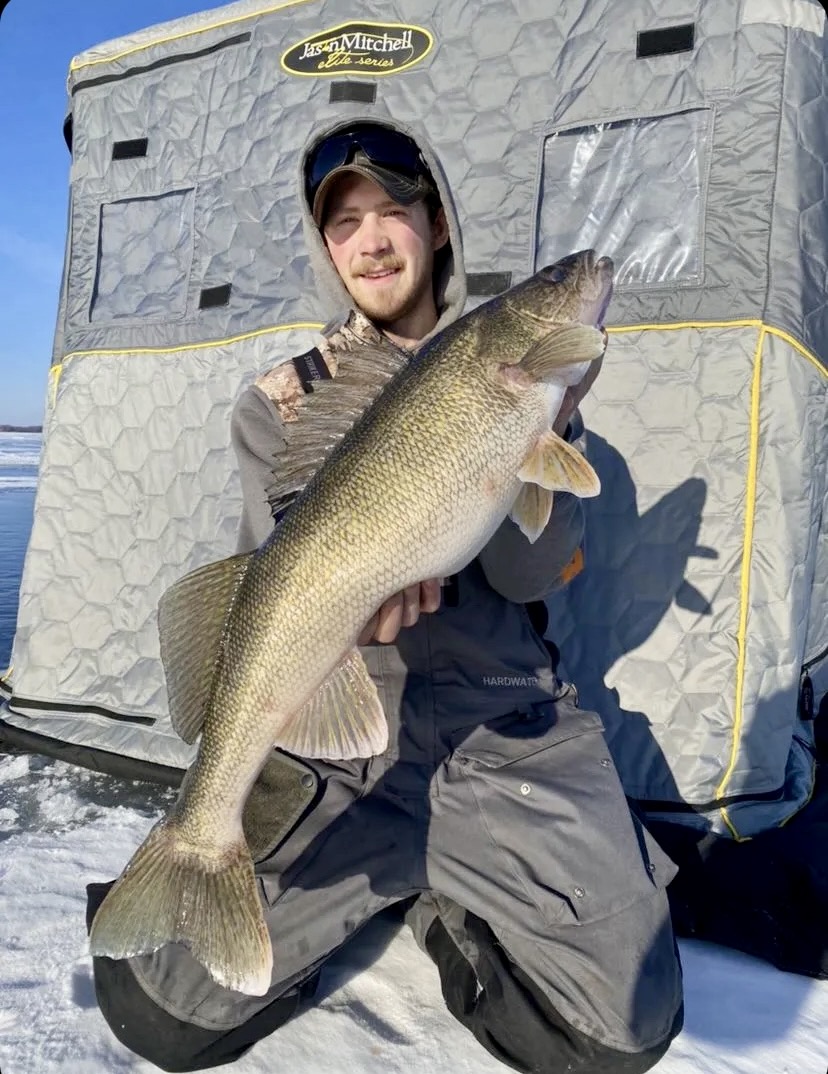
left=0, top=716, right=184, bottom=787
left=647, top=752, right=828, bottom=980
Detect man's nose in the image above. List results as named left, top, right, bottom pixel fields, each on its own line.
left=358, top=214, right=391, bottom=256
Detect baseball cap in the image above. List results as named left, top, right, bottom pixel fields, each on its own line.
left=306, top=123, right=438, bottom=226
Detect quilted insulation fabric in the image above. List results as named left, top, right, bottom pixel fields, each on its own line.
left=546, top=326, right=828, bottom=837
left=3, top=0, right=827, bottom=815
left=7, top=327, right=319, bottom=769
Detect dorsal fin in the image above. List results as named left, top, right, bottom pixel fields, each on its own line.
left=266, top=333, right=410, bottom=516
left=158, top=552, right=253, bottom=742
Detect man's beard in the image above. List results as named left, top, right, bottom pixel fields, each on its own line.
left=361, top=284, right=422, bottom=326
left=349, top=259, right=431, bottom=328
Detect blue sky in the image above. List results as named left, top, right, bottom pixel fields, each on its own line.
left=0, top=0, right=216, bottom=425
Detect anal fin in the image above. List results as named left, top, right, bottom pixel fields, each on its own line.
left=272, top=649, right=388, bottom=760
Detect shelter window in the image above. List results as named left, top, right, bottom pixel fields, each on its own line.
left=536, top=109, right=711, bottom=289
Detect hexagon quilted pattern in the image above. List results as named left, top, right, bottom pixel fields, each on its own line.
left=10, top=328, right=318, bottom=731
left=5, top=0, right=827, bottom=806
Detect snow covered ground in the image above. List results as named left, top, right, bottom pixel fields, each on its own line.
left=0, top=750, right=826, bottom=1074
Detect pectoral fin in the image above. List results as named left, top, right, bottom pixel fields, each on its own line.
left=158, top=552, right=253, bottom=743
left=518, top=430, right=601, bottom=497
left=510, top=483, right=555, bottom=543
left=519, top=324, right=605, bottom=380
left=273, top=649, right=388, bottom=760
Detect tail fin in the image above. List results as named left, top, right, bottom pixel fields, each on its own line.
left=89, top=818, right=272, bottom=996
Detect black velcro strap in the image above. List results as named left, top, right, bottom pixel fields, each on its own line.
left=637, top=24, right=695, bottom=58
left=330, top=82, right=377, bottom=104
left=112, top=138, right=149, bottom=160
left=467, top=272, right=513, bottom=296
left=292, top=347, right=332, bottom=392
left=799, top=674, right=815, bottom=721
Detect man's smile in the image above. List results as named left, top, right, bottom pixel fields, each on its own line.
left=359, top=267, right=402, bottom=283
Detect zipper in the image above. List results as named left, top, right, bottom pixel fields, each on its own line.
left=803, top=644, right=828, bottom=673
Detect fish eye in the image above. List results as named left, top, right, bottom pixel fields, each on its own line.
left=540, top=263, right=567, bottom=283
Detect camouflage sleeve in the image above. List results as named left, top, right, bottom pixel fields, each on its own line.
left=477, top=411, right=587, bottom=603
left=230, top=385, right=288, bottom=553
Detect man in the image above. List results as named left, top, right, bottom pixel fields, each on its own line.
left=88, top=119, right=683, bottom=1073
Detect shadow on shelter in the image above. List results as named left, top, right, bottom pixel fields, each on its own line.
left=551, top=432, right=828, bottom=984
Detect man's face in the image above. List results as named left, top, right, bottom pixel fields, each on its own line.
left=321, top=173, right=447, bottom=330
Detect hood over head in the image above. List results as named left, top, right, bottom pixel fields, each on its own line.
left=298, top=114, right=467, bottom=349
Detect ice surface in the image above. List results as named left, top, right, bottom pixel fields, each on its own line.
left=0, top=750, right=826, bottom=1074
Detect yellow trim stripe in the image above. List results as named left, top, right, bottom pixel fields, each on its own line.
left=56, top=319, right=826, bottom=370
left=48, top=365, right=63, bottom=409
left=778, top=775, right=818, bottom=828
left=608, top=319, right=827, bottom=378
left=60, top=322, right=324, bottom=363
left=717, top=326, right=766, bottom=840
left=608, top=319, right=762, bottom=333
left=69, top=0, right=314, bottom=73
left=763, top=324, right=826, bottom=377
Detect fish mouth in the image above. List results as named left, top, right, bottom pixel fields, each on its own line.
left=511, top=250, right=615, bottom=329
left=538, top=250, right=613, bottom=314
left=554, top=250, right=614, bottom=328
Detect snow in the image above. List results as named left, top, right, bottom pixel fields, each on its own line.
left=0, top=751, right=826, bottom=1074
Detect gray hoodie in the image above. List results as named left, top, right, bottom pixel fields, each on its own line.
left=230, top=115, right=586, bottom=744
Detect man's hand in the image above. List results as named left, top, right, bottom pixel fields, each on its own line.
left=358, top=579, right=442, bottom=645
left=552, top=341, right=606, bottom=437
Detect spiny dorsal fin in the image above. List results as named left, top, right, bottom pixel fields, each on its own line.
left=266, top=338, right=410, bottom=516
left=518, top=429, right=601, bottom=497
left=158, top=552, right=253, bottom=743
left=270, top=648, right=388, bottom=759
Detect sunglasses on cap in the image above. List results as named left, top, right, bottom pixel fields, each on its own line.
left=305, top=124, right=434, bottom=206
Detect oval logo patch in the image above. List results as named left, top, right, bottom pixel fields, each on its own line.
left=281, top=21, right=433, bottom=77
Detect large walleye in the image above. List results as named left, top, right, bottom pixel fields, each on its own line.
left=89, top=249, right=614, bottom=995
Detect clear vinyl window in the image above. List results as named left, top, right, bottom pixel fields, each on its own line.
left=536, top=110, right=711, bottom=288
left=90, top=189, right=194, bottom=322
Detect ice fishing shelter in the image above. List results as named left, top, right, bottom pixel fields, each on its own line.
left=1, top=0, right=826, bottom=839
